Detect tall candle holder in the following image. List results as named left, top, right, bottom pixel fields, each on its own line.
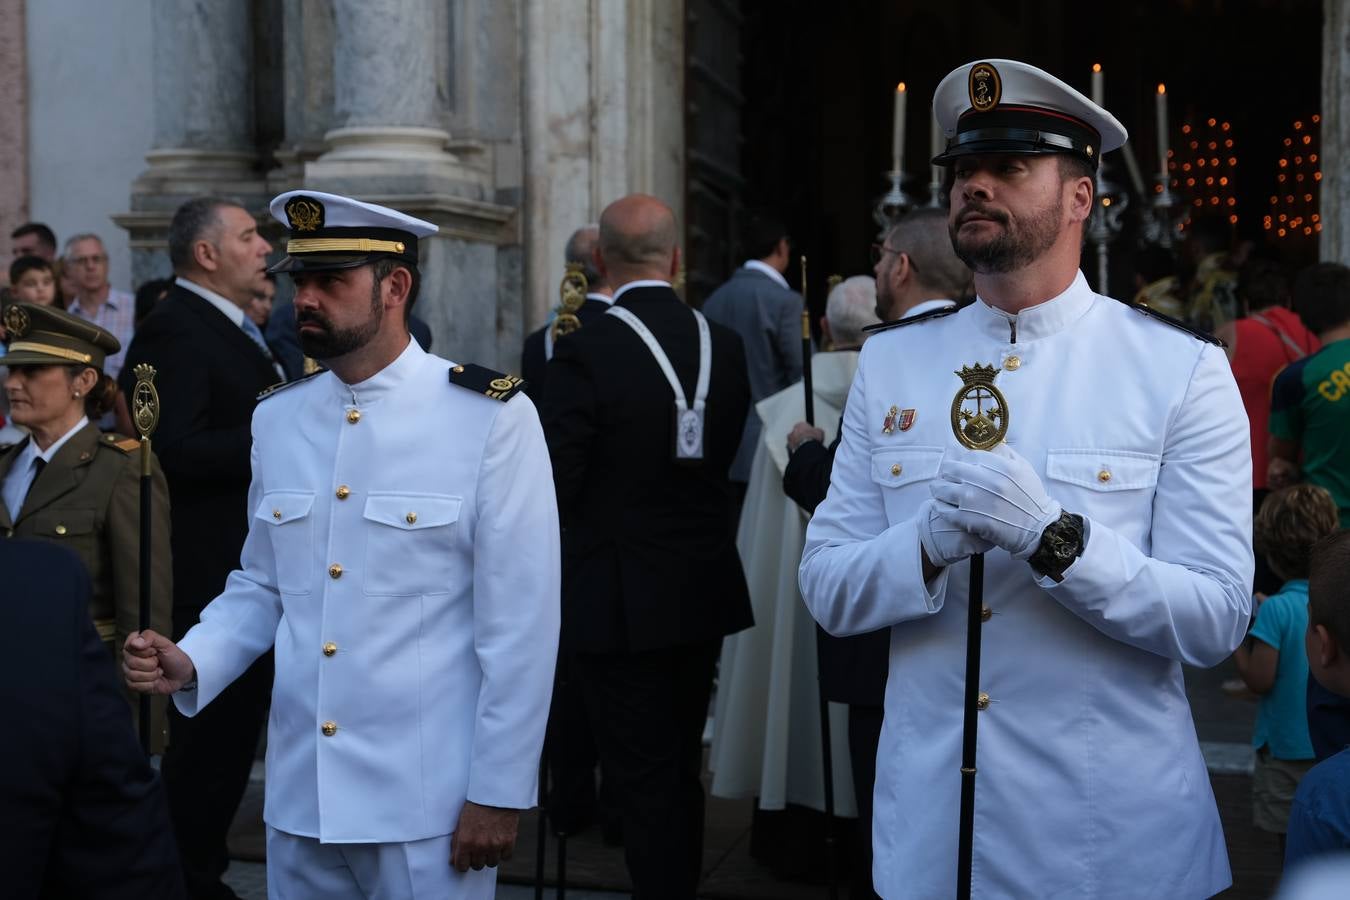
left=873, top=169, right=918, bottom=234
left=1086, top=156, right=1129, bottom=294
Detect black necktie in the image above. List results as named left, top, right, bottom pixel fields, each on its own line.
left=22, top=457, right=45, bottom=506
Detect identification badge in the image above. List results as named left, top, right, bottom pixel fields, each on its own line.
left=675, top=404, right=705, bottom=460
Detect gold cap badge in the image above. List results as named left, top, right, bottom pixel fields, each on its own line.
left=3, top=304, right=29, bottom=336
left=285, top=196, right=326, bottom=232
left=968, top=62, right=1002, bottom=113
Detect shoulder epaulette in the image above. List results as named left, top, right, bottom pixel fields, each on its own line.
left=448, top=363, right=527, bottom=402
left=100, top=434, right=141, bottom=453
left=863, top=302, right=962, bottom=335
left=257, top=369, right=324, bottom=402
left=1118, top=299, right=1225, bottom=347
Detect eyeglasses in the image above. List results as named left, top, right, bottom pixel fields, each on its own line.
left=870, top=243, right=902, bottom=265
left=69, top=254, right=107, bottom=267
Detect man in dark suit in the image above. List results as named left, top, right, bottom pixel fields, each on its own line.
left=0, top=539, right=184, bottom=899
left=702, top=212, right=804, bottom=499
left=118, top=196, right=279, bottom=900
left=542, top=194, right=753, bottom=897
left=521, top=224, right=614, bottom=402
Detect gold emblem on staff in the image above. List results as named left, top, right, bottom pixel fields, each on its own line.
left=132, top=363, right=161, bottom=438
left=550, top=262, right=588, bottom=343
left=950, top=363, right=1008, bottom=451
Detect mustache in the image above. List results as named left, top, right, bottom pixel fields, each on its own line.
left=957, top=204, right=1009, bottom=226
left=295, top=310, right=331, bottom=329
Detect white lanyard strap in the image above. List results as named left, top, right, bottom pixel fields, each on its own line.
left=606, top=305, right=712, bottom=412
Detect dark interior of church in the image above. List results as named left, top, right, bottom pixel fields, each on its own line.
left=685, top=0, right=1323, bottom=315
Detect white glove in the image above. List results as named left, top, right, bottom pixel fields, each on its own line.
left=916, top=497, right=994, bottom=567
left=930, top=443, right=1062, bottom=560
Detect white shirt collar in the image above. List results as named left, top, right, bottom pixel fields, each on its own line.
left=905, top=298, right=958, bottom=319
left=10, top=416, right=90, bottom=473
left=175, top=276, right=245, bottom=327
left=744, top=259, right=790, bottom=290
left=586, top=292, right=615, bottom=306
left=971, top=270, right=1097, bottom=343
left=332, top=336, right=422, bottom=407
left=612, top=280, right=672, bottom=304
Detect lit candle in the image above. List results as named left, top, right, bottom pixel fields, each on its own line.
left=1091, top=63, right=1103, bottom=107
left=892, top=82, right=907, bottom=174
left=931, top=106, right=944, bottom=189
left=1156, top=83, right=1169, bottom=184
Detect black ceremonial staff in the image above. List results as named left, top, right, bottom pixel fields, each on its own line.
left=801, top=255, right=840, bottom=900
left=948, top=363, right=1009, bottom=900
left=131, top=363, right=162, bottom=754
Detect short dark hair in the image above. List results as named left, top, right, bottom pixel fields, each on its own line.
left=1255, top=484, right=1340, bottom=580
left=1292, top=262, right=1350, bottom=335
left=1056, top=155, right=1095, bottom=184
left=1309, top=530, right=1350, bottom=651
left=371, top=257, right=420, bottom=322
left=11, top=222, right=57, bottom=253
left=9, top=255, right=53, bottom=285
left=168, top=197, right=235, bottom=272
left=741, top=212, right=789, bottom=262
left=1237, top=258, right=1290, bottom=316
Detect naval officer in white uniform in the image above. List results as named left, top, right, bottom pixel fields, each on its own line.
left=124, top=191, right=560, bottom=898
left=799, top=60, right=1253, bottom=898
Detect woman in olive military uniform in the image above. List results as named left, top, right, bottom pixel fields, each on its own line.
left=0, top=303, right=171, bottom=749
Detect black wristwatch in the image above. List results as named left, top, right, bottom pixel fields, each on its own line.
left=1028, top=512, right=1085, bottom=579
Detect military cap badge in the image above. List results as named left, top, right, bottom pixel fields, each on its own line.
left=3, top=303, right=30, bottom=337
left=285, top=195, right=326, bottom=232
left=968, top=62, right=1001, bottom=113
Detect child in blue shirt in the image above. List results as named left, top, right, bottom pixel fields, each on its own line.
left=1235, top=485, right=1340, bottom=849
left=1285, top=529, right=1350, bottom=868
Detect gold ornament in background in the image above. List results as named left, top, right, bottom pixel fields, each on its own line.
left=950, top=363, right=1008, bottom=451
left=550, top=262, right=588, bottom=343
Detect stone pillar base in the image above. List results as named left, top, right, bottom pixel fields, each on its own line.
left=304, top=126, right=491, bottom=200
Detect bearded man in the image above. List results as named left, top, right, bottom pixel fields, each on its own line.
left=798, top=60, right=1252, bottom=898
left=125, top=191, right=560, bottom=899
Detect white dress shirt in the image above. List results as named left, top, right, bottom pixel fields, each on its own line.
left=800, top=271, right=1252, bottom=899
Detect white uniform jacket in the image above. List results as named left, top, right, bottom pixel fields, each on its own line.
left=175, top=340, right=561, bottom=844
left=799, top=272, right=1253, bottom=899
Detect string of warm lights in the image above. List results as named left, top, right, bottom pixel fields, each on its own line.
left=1264, top=114, right=1321, bottom=241
left=1169, top=118, right=1239, bottom=229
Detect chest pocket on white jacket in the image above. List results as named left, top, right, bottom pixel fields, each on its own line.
left=256, top=491, right=315, bottom=595
left=1045, top=449, right=1160, bottom=530
left=871, top=446, right=944, bottom=525
left=362, top=493, right=462, bottom=595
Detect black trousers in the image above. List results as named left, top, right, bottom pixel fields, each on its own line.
left=848, top=704, right=884, bottom=900
left=161, top=652, right=272, bottom=900
left=573, top=640, right=721, bottom=900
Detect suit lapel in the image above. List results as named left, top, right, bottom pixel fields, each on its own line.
left=0, top=442, right=21, bottom=529
left=175, top=287, right=278, bottom=380
left=16, top=424, right=100, bottom=524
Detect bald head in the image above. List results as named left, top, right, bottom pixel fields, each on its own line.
left=597, top=194, right=679, bottom=287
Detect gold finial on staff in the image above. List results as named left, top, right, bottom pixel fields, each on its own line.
left=550, top=262, right=588, bottom=343
left=132, top=364, right=161, bottom=471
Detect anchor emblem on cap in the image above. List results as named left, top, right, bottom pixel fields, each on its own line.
left=968, top=62, right=1001, bottom=113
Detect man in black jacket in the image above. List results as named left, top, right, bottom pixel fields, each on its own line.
left=118, top=196, right=279, bottom=900
left=542, top=194, right=753, bottom=897
left=0, top=539, right=184, bottom=900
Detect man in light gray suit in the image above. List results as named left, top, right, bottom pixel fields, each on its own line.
left=702, top=213, right=804, bottom=499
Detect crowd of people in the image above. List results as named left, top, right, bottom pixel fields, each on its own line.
left=3, top=56, right=1350, bottom=900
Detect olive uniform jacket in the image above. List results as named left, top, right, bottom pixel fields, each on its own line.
left=0, top=422, right=173, bottom=750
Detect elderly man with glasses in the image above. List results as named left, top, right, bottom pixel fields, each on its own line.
left=63, top=233, right=134, bottom=383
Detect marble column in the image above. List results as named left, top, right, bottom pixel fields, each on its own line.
left=119, top=0, right=268, bottom=286
left=0, top=0, right=28, bottom=251
left=1322, top=0, right=1350, bottom=262
left=302, top=0, right=514, bottom=368
left=269, top=0, right=337, bottom=191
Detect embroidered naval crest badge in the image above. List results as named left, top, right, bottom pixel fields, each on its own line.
left=285, top=195, right=326, bottom=232
left=950, top=363, right=1008, bottom=451
left=898, top=408, right=916, bottom=432
left=968, top=62, right=1001, bottom=113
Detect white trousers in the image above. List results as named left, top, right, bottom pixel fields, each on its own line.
left=265, top=826, right=496, bottom=900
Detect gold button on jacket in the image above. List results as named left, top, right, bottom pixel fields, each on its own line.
left=1098, top=469, right=1112, bottom=483
left=321, top=721, right=338, bottom=737
left=1004, top=355, right=1021, bottom=371
left=322, top=642, right=338, bottom=657
left=335, top=485, right=351, bottom=500
left=329, top=563, right=343, bottom=579
left=976, top=692, right=991, bottom=711
left=346, top=409, right=361, bottom=424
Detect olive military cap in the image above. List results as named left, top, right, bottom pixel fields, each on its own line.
left=0, top=303, right=120, bottom=370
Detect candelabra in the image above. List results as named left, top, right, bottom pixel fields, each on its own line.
left=1139, top=180, right=1184, bottom=250
left=1086, top=157, right=1129, bottom=294
left=873, top=169, right=918, bottom=235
